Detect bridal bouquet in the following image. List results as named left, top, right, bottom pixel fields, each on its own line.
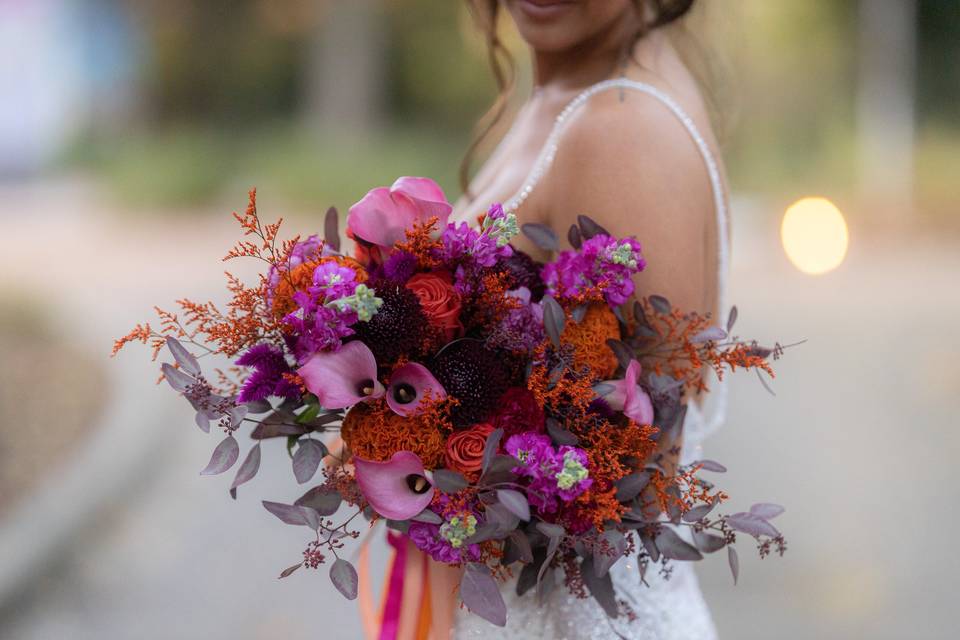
left=115, top=177, right=786, bottom=627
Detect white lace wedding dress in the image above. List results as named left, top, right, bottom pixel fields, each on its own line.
left=453, top=79, right=729, bottom=640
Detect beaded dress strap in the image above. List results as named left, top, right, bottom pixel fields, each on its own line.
left=503, top=78, right=730, bottom=443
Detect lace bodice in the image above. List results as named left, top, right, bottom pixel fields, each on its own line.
left=453, top=77, right=728, bottom=639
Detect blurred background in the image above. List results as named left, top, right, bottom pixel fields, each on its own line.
left=0, top=1, right=957, bottom=639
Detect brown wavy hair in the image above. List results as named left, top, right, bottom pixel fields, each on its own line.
left=461, top=0, right=698, bottom=195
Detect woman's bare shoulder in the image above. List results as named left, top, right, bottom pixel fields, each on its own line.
left=538, top=82, right=721, bottom=311
left=543, top=84, right=715, bottom=222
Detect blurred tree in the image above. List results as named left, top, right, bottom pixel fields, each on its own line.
left=856, top=0, right=916, bottom=221
left=303, top=0, right=385, bottom=135
left=130, top=0, right=309, bottom=126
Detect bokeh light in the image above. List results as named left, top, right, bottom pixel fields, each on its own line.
left=781, top=197, right=849, bottom=275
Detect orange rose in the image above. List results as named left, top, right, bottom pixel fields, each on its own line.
left=445, top=423, right=495, bottom=476
left=406, top=271, right=462, bottom=340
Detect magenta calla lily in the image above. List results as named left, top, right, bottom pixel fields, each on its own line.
left=296, top=341, right=384, bottom=410
left=386, top=362, right=447, bottom=417
left=353, top=451, right=435, bottom=520
left=599, top=359, right=654, bottom=425
left=346, top=177, right=452, bottom=248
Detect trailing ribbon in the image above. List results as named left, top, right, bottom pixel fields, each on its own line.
left=380, top=531, right=409, bottom=640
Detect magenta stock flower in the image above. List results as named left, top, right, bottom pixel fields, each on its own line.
left=296, top=340, right=384, bottom=410
left=542, top=233, right=645, bottom=307
left=347, top=177, right=452, bottom=248
left=598, top=359, right=654, bottom=425
left=353, top=451, right=435, bottom=520
left=386, top=362, right=446, bottom=417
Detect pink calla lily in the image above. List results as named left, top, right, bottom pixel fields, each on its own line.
left=598, top=359, right=654, bottom=425
left=296, top=341, right=384, bottom=410
left=346, top=177, right=452, bottom=248
left=386, top=362, right=447, bottom=417
left=353, top=451, right=435, bottom=520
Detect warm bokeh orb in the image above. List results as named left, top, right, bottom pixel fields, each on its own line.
left=781, top=197, right=849, bottom=275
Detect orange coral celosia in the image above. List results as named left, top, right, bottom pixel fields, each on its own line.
left=341, top=397, right=454, bottom=469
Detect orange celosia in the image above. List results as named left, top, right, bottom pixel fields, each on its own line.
left=341, top=396, right=455, bottom=469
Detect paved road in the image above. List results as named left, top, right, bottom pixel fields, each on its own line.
left=1, top=184, right=957, bottom=639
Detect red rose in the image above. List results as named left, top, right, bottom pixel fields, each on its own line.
left=492, top=387, right=545, bottom=438
left=445, top=423, right=495, bottom=476
left=406, top=271, right=462, bottom=340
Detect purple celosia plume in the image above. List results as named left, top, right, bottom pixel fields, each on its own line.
left=235, top=343, right=300, bottom=404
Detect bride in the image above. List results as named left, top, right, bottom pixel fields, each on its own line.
left=450, top=1, right=727, bottom=638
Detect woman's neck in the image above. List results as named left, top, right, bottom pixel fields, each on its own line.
left=531, top=18, right=643, bottom=92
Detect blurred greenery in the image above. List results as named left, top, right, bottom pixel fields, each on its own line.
left=65, top=0, right=957, bottom=223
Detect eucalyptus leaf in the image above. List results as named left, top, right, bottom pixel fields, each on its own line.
left=497, top=489, right=531, bottom=522
left=692, top=530, right=727, bottom=553
left=725, top=512, right=780, bottom=538
left=655, top=526, right=703, bottom=561
left=330, top=559, right=358, bottom=600
left=485, top=502, right=520, bottom=532
left=433, top=469, right=469, bottom=494
left=567, top=223, right=583, bottom=249
left=229, top=443, right=261, bottom=497
left=581, top=558, right=618, bottom=618
left=614, top=471, right=650, bottom=502
left=693, top=459, right=727, bottom=473
left=324, top=206, right=341, bottom=252
left=481, top=427, right=504, bottom=475
left=295, top=486, right=342, bottom=516
left=726, top=305, right=738, bottom=333
left=299, top=506, right=322, bottom=530
left=605, top=338, right=635, bottom=371
left=749, top=503, right=785, bottom=520
left=728, top=545, right=740, bottom=585
left=633, top=300, right=648, bottom=326
left=537, top=534, right=560, bottom=596
left=194, top=412, right=210, bottom=433
left=411, top=508, right=443, bottom=525
left=682, top=501, right=716, bottom=523
left=571, top=304, right=588, bottom=323
left=648, top=295, right=671, bottom=315
left=507, top=530, right=534, bottom=564
left=691, top=326, right=728, bottom=344
left=541, top=295, right=565, bottom=348
left=242, top=398, right=273, bottom=414
left=640, top=533, right=660, bottom=563
left=161, top=362, right=194, bottom=393
left=166, top=336, right=200, bottom=376
left=200, top=436, right=239, bottom=476
left=461, top=563, right=507, bottom=627
left=576, top=214, right=610, bottom=240
left=262, top=501, right=310, bottom=526
left=545, top=418, right=579, bottom=446
left=292, top=439, right=326, bottom=484
left=464, top=522, right=500, bottom=545
left=279, top=563, right=302, bottom=579
left=593, top=529, right=627, bottom=577
left=517, top=550, right=546, bottom=596
left=535, top=521, right=564, bottom=539
left=521, top=223, right=560, bottom=252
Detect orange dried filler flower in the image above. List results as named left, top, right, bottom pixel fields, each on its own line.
left=560, top=304, right=620, bottom=379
